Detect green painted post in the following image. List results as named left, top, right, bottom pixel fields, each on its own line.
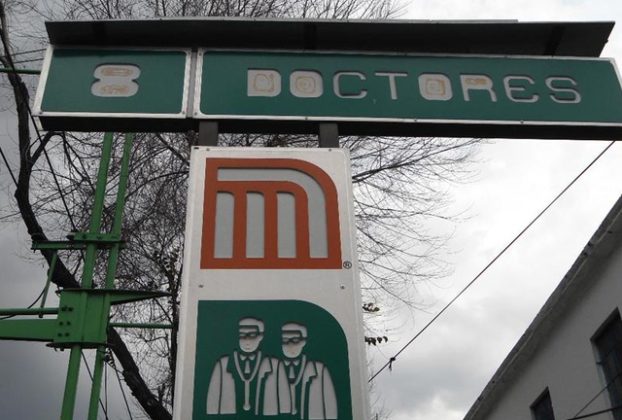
left=86, top=133, right=134, bottom=420
left=39, top=252, right=57, bottom=317
left=60, top=346, right=82, bottom=420
left=60, top=132, right=115, bottom=420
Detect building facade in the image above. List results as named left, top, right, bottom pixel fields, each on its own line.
left=465, top=196, right=622, bottom=420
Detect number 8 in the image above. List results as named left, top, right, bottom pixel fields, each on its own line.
left=91, top=64, right=141, bottom=97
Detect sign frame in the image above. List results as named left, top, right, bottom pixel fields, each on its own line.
left=193, top=48, right=622, bottom=139
left=34, top=45, right=193, bottom=125
left=172, top=147, right=371, bottom=420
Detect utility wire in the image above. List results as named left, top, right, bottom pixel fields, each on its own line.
left=11, top=56, right=43, bottom=65
left=0, top=287, right=46, bottom=320
left=0, top=144, right=18, bottom=186
left=80, top=352, right=110, bottom=419
left=568, top=405, right=622, bottom=420
left=567, top=370, right=622, bottom=419
left=0, top=28, right=77, bottom=231
left=111, top=352, right=134, bottom=420
left=0, top=47, right=46, bottom=58
left=369, top=140, right=617, bottom=383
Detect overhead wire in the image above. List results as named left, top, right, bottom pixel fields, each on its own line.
left=369, top=140, right=617, bottom=383
left=1, top=28, right=111, bottom=417
left=80, top=352, right=110, bottom=419
left=0, top=144, right=18, bottom=186
left=1, top=25, right=147, bottom=420
left=111, top=352, right=135, bottom=420
left=11, top=56, right=43, bottom=65
left=0, top=26, right=77, bottom=231
left=0, top=287, right=46, bottom=320
left=567, top=370, right=622, bottom=419
left=0, top=47, right=46, bottom=58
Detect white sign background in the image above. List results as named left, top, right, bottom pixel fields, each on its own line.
left=173, top=147, right=370, bottom=420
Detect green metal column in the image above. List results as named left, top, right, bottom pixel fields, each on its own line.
left=86, top=133, right=134, bottom=420
left=60, top=132, right=116, bottom=420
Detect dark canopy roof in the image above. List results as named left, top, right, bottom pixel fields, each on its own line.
left=46, top=18, right=614, bottom=57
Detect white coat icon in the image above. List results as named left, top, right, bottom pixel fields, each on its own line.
left=206, top=317, right=291, bottom=415
left=205, top=318, right=338, bottom=418
left=282, top=323, right=338, bottom=419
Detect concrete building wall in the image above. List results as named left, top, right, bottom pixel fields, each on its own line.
left=480, top=242, right=622, bottom=420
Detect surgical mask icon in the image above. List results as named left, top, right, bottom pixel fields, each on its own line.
left=290, top=71, right=323, bottom=98
left=247, top=69, right=281, bottom=97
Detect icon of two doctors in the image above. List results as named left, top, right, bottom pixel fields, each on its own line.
left=206, top=317, right=338, bottom=419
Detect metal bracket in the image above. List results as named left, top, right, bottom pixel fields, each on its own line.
left=198, top=121, right=219, bottom=146
left=0, top=289, right=169, bottom=348
left=32, top=232, right=126, bottom=251
left=319, top=123, right=339, bottom=148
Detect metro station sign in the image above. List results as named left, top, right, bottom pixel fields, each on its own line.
left=173, top=148, right=369, bottom=420
left=34, top=47, right=622, bottom=139
left=198, top=51, right=622, bottom=126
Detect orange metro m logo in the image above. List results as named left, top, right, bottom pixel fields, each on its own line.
left=201, top=158, right=342, bottom=269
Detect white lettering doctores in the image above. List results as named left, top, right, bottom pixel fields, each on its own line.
left=245, top=68, right=582, bottom=105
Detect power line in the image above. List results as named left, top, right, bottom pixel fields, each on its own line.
left=567, top=370, right=622, bottom=419
left=11, top=56, right=43, bottom=65
left=1, top=47, right=46, bottom=58
left=0, top=287, right=46, bottom=320
left=0, top=28, right=77, bottom=231
left=369, top=140, right=617, bottom=383
left=80, top=352, right=110, bottom=419
left=111, top=352, right=134, bottom=420
left=0, top=144, right=18, bottom=186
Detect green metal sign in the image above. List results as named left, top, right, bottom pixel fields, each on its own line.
left=198, top=50, right=622, bottom=127
left=35, top=47, right=190, bottom=118
left=35, top=47, right=622, bottom=138
left=194, top=300, right=352, bottom=420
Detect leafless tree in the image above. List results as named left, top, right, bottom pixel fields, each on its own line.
left=0, top=0, right=479, bottom=418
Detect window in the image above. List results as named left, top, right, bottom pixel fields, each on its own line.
left=593, top=311, right=622, bottom=420
left=531, top=388, right=555, bottom=420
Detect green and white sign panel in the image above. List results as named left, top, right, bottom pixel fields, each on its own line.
left=173, top=147, right=369, bottom=420
left=34, top=46, right=622, bottom=138
left=34, top=47, right=191, bottom=125
left=196, top=50, right=622, bottom=127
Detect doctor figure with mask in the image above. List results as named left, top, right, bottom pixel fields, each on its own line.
left=281, top=322, right=338, bottom=419
left=206, top=317, right=291, bottom=416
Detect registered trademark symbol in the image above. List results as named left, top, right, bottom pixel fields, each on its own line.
left=343, top=261, right=352, bottom=269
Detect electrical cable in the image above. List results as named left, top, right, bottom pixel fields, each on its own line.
left=567, top=370, right=622, bottom=419
left=104, top=358, right=109, bottom=419
left=369, top=140, right=617, bottom=383
left=0, top=144, right=18, bottom=186
left=0, top=27, right=77, bottom=231
left=0, top=47, right=46, bottom=58
left=80, top=351, right=110, bottom=419
left=11, top=56, right=43, bottom=65
left=0, top=287, right=46, bottom=320
left=111, top=352, right=135, bottom=420
left=567, top=405, right=622, bottom=420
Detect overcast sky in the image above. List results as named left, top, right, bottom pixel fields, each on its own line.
left=1, top=1, right=622, bottom=419
left=367, top=2, right=622, bottom=420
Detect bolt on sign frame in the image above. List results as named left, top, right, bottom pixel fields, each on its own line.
left=0, top=17, right=619, bottom=420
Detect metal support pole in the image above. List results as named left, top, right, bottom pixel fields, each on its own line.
left=39, top=252, right=57, bottom=317
left=60, top=346, right=82, bottom=420
left=319, top=123, right=339, bottom=148
left=60, top=132, right=116, bottom=420
left=198, top=121, right=219, bottom=146
left=87, top=133, right=134, bottom=420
